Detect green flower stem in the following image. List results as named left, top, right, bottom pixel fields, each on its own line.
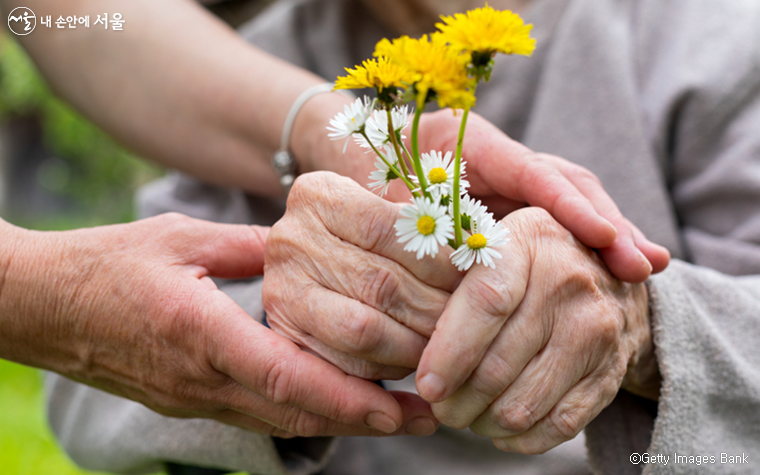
left=386, top=108, right=411, bottom=182
left=452, top=107, right=470, bottom=247
left=410, top=107, right=429, bottom=197
left=361, top=131, right=419, bottom=195
left=399, top=140, right=414, bottom=165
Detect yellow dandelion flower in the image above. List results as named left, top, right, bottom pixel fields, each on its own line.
left=436, top=4, right=536, bottom=57
left=334, top=56, right=414, bottom=93
left=374, top=34, right=475, bottom=109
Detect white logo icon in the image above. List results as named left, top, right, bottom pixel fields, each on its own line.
left=8, top=7, right=36, bottom=36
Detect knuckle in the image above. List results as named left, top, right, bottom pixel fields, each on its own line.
left=157, top=212, right=196, bottom=238
left=358, top=202, right=398, bottom=252
left=339, top=306, right=383, bottom=356
left=264, top=352, right=298, bottom=406
left=511, top=207, right=559, bottom=242
left=469, top=352, right=516, bottom=398
left=547, top=409, right=582, bottom=441
left=595, top=310, right=623, bottom=347
left=469, top=276, right=515, bottom=323
left=520, top=154, right=549, bottom=189
left=572, top=165, right=602, bottom=187
left=581, top=299, right=623, bottom=351
left=158, top=211, right=190, bottom=225
left=497, top=401, right=538, bottom=435
left=358, top=264, right=401, bottom=313
left=287, top=173, right=322, bottom=205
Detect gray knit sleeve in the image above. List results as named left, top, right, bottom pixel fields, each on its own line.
left=586, top=1, right=760, bottom=473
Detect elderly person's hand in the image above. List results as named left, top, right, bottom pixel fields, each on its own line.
left=415, top=110, right=670, bottom=283
left=415, top=207, right=660, bottom=454
left=263, top=172, right=460, bottom=382
left=0, top=214, right=434, bottom=438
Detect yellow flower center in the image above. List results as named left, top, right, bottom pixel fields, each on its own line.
left=417, top=216, right=436, bottom=235
left=467, top=233, right=487, bottom=249
left=428, top=167, right=448, bottom=184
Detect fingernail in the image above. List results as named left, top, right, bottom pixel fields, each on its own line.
left=493, top=437, right=511, bottom=451
left=366, top=411, right=398, bottom=434
left=405, top=417, right=437, bottom=436
left=418, top=373, right=447, bottom=402
left=637, top=248, right=653, bottom=274
left=602, top=218, right=617, bottom=239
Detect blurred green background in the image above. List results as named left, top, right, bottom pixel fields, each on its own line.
left=0, top=33, right=163, bottom=231
left=0, top=33, right=162, bottom=474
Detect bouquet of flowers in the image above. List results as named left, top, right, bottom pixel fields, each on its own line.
left=327, top=5, right=535, bottom=271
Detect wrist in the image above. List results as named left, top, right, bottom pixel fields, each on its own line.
left=0, top=222, right=45, bottom=366
left=0, top=225, right=96, bottom=375
left=0, top=220, right=24, bottom=321
left=621, top=283, right=662, bottom=400
left=290, top=90, right=355, bottom=175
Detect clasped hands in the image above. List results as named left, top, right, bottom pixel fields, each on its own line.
left=263, top=168, right=663, bottom=453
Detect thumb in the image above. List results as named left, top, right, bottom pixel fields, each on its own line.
left=187, top=221, right=270, bottom=278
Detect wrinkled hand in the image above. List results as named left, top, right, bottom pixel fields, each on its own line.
left=263, top=172, right=459, bottom=384
left=416, top=110, right=670, bottom=283
left=0, top=213, right=433, bottom=438
left=415, top=207, right=660, bottom=454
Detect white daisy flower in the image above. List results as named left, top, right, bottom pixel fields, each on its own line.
left=355, top=105, right=410, bottom=150
left=326, top=96, right=375, bottom=152
left=395, top=197, right=454, bottom=260
left=412, top=150, right=470, bottom=198
left=451, top=194, right=490, bottom=232
left=450, top=214, right=510, bottom=271
left=367, top=147, right=401, bottom=196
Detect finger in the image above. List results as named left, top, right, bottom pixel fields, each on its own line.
left=265, top=216, right=449, bottom=338
left=214, top=390, right=438, bottom=437
left=304, top=231, right=450, bottom=338
left=289, top=172, right=461, bottom=292
left=198, top=224, right=269, bottom=278
left=428, top=304, right=547, bottom=429
left=266, top=282, right=429, bottom=378
left=415, top=226, right=531, bottom=403
left=543, top=156, right=669, bottom=281
left=600, top=223, right=669, bottom=280
left=492, top=372, right=618, bottom=454
left=392, top=390, right=439, bottom=436
left=468, top=342, right=589, bottom=438
left=471, top=142, right=617, bottom=249
left=206, top=292, right=406, bottom=434
left=631, top=225, right=670, bottom=274
left=155, top=212, right=270, bottom=278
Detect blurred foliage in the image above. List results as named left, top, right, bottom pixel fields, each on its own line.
left=0, top=360, right=117, bottom=475
left=0, top=33, right=163, bottom=227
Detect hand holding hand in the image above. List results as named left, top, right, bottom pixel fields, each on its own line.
left=416, top=110, right=670, bottom=283
left=263, top=171, right=460, bottom=382
left=0, top=213, right=433, bottom=438
left=415, top=207, right=660, bottom=453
